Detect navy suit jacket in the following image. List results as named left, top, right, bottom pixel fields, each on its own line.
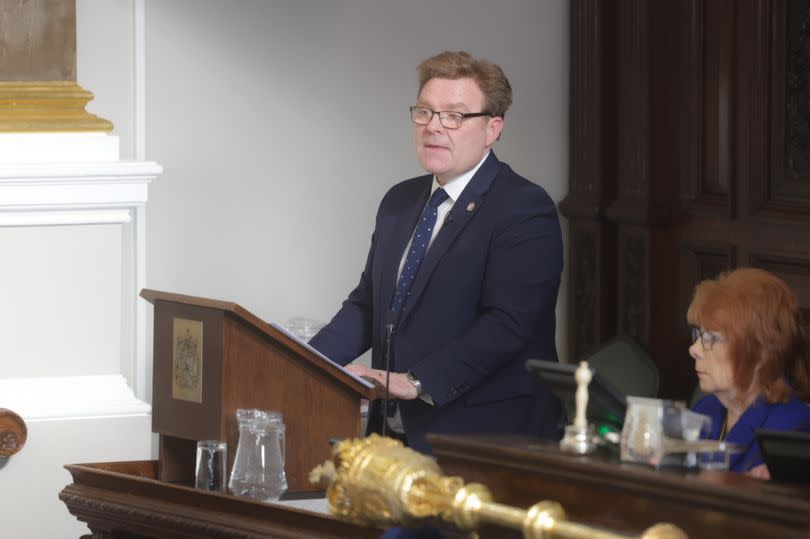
left=693, top=394, right=810, bottom=472
left=309, top=152, right=564, bottom=453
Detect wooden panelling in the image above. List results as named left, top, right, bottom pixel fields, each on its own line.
left=430, top=435, right=810, bottom=539
left=617, top=227, right=648, bottom=342
left=565, top=0, right=810, bottom=400
left=61, top=461, right=381, bottom=539
left=679, top=243, right=736, bottom=325
left=765, top=0, right=810, bottom=216
left=568, top=220, right=617, bottom=361
left=749, top=252, right=810, bottom=331
left=562, top=0, right=618, bottom=364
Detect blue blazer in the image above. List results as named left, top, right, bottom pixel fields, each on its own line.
left=693, top=394, right=810, bottom=472
left=309, top=152, right=564, bottom=453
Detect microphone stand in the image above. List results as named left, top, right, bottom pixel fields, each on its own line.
left=381, top=310, right=397, bottom=437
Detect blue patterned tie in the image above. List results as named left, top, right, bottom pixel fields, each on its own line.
left=390, top=188, right=449, bottom=318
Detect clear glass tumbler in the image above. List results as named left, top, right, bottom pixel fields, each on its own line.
left=195, top=440, right=227, bottom=492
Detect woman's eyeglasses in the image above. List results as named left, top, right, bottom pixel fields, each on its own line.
left=690, top=327, right=725, bottom=351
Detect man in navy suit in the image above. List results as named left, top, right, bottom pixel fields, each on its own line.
left=309, top=51, right=563, bottom=454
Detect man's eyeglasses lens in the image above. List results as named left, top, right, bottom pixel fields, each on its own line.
left=409, top=106, right=490, bottom=129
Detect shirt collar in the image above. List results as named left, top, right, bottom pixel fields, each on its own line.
left=429, top=151, right=490, bottom=203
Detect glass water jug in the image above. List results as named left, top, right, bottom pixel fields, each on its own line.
left=228, top=408, right=288, bottom=501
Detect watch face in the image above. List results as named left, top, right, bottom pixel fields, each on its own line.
left=406, top=372, right=422, bottom=395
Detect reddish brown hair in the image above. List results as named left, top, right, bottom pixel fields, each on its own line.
left=417, top=51, right=513, bottom=118
left=687, top=268, right=810, bottom=403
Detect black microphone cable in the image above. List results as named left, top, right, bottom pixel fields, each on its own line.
left=381, top=310, right=397, bottom=437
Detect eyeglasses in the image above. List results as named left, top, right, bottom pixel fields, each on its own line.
left=409, top=106, right=492, bottom=129
left=690, top=327, right=725, bottom=351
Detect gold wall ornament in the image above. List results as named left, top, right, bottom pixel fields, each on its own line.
left=310, top=434, right=689, bottom=539
left=0, top=0, right=77, bottom=81
left=0, top=81, right=113, bottom=132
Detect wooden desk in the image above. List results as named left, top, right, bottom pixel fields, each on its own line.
left=429, top=434, right=810, bottom=539
left=59, top=460, right=381, bottom=539
left=62, top=438, right=810, bottom=538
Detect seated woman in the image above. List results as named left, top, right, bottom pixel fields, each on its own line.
left=688, top=268, right=810, bottom=476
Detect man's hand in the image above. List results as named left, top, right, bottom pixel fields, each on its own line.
left=346, top=364, right=418, bottom=400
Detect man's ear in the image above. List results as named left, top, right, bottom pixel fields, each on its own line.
left=486, top=116, right=504, bottom=145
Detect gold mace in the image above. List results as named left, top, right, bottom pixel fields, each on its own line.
left=310, top=434, right=687, bottom=539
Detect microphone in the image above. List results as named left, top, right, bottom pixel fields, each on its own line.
left=381, top=309, right=398, bottom=437
left=444, top=211, right=454, bottom=225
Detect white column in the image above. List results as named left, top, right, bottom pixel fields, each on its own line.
left=0, top=132, right=161, bottom=538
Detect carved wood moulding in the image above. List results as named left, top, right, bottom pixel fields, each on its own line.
left=616, top=0, right=651, bottom=202
left=618, top=227, right=648, bottom=343
left=762, top=0, right=810, bottom=218
left=59, top=461, right=382, bottom=539
left=563, top=0, right=617, bottom=221
left=569, top=0, right=604, bottom=201
left=785, top=0, right=810, bottom=183
left=571, top=225, right=598, bottom=358
left=678, top=243, right=736, bottom=335
left=680, top=0, right=706, bottom=206
left=567, top=0, right=810, bottom=400
left=748, top=251, right=810, bottom=329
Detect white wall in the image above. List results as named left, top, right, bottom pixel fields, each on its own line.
left=76, top=0, right=135, bottom=159
left=0, top=225, right=122, bottom=377
left=78, top=0, right=569, bottom=398
left=0, top=3, right=572, bottom=536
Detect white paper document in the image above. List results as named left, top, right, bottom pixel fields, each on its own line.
left=269, top=322, right=374, bottom=389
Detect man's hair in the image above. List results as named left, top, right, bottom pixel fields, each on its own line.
left=687, top=267, right=810, bottom=403
left=417, top=51, right=512, bottom=118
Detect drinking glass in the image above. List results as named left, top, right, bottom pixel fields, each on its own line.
left=195, top=440, right=227, bottom=492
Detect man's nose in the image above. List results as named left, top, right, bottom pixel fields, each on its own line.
left=426, top=113, right=444, bottom=132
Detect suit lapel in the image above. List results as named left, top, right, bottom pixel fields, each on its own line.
left=398, top=153, right=503, bottom=326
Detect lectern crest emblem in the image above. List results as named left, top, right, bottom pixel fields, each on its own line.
left=174, top=329, right=201, bottom=388
left=172, top=318, right=203, bottom=403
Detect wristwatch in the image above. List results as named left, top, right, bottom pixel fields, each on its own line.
left=405, top=371, right=423, bottom=396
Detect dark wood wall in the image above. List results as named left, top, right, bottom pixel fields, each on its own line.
left=561, top=0, right=810, bottom=400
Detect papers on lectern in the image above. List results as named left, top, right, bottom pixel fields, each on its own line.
left=269, top=322, right=374, bottom=389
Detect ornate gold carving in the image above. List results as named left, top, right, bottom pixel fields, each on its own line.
left=309, top=435, right=463, bottom=527
left=311, top=435, right=688, bottom=538
left=0, top=81, right=112, bottom=132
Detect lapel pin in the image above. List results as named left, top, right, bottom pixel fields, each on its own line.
left=467, top=202, right=476, bottom=212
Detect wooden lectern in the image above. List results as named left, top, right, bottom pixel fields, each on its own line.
left=140, top=289, right=376, bottom=493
